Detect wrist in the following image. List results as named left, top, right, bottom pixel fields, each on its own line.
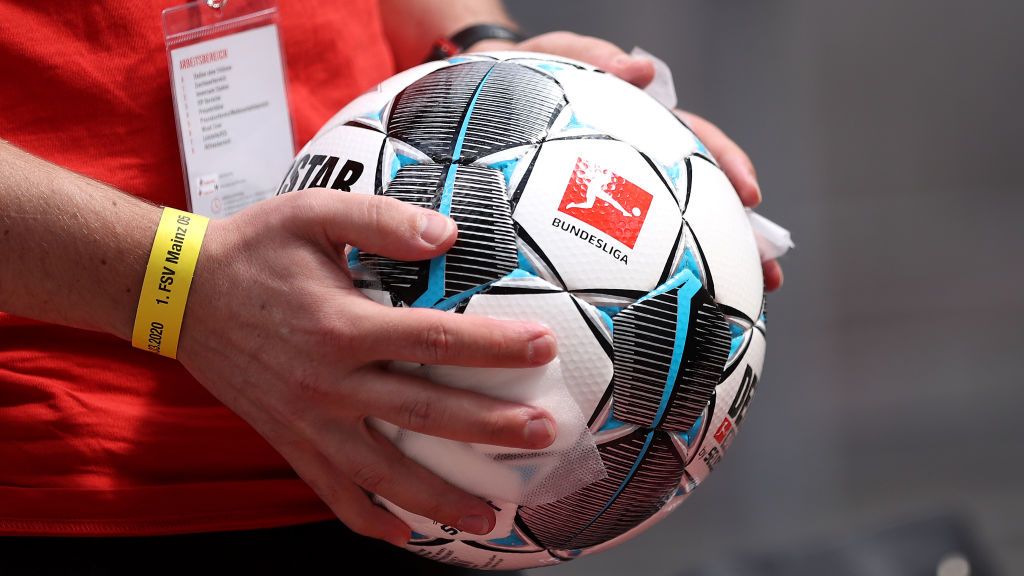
left=110, top=208, right=161, bottom=341
left=130, top=207, right=210, bottom=359
left=173, top=217, right=228, bottom=368
left=425, top=23, right=525, bottom=62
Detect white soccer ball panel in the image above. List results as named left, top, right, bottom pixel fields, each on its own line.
left=474, top=51, right=596, bottom=70
left=512, top=138, right=683, bottom=294
left=314, top=60, right=451, bottom=138
left=312, top=88, right=390, bottom=138
left=281, top=124, right=388, bottom=196
left=455, top=280, right=612, bottom=421
left=684, top=157, right=764, bottom=320
left=503, top=56, right=599, bottom=77
left=685, top=327, right=766, bottom=485
left=407, top=538, right=561, bottom=571
left=548, top=67, right=703, bottom=168
left=442, top=53, right=505, bottom=64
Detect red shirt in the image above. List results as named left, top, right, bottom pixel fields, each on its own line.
left=0, top=1, right=395, bottom=535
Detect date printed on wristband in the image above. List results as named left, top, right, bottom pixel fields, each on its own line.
left=132, top=207, right=209, bottom=359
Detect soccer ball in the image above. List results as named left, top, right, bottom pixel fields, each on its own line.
left=277, top=52, right=766, bottom=570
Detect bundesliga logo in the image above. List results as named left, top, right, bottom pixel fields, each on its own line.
left=557, top=157, right=653, bottom=250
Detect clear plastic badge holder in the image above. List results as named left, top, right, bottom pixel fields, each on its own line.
left=163, top=0, right=295, bottom=218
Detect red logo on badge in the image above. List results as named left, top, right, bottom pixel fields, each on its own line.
left=557, top=157, right=653, bottom=249
left=713, top=419, right=734, bottom=446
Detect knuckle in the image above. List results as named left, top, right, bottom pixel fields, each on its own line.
left=272, top=188, right=328, bottom=238
left=495, top=330, right=520, bottom=361
left=266, top=188, right=305, bottom=226
left=418, top=501, right=450, bottom=525
left=362, top=196, right=393, bottom=233
left=363, top=196, right=421, bottom=245
left=483, top=409, right=516, bottom=444
left=350, top=462, right=389, bottom=493
left=334, top=310, right=377, bottom=360
left=398, top=397, right=441, bottom=431
left=315, top=309, right=361, bottom=354
left=423, top=321, right=454, bottom=363
left=282, top=187, right=318, bottom=218
left=283, top=368, right=327, bottom=403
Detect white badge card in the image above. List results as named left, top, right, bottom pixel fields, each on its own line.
left=163, top=1, right=294, bottom=218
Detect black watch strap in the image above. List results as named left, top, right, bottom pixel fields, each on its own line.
left=426, top=24, right=526, bottom=62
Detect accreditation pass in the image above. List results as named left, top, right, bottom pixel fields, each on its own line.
left=169, top=25, right=294, bottom=218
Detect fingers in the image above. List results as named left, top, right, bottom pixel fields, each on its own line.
left=325, top=477, right=409, bottom=545
left=762, top=259, right=783, bottom=292
left=316, top=471, right=413, bottom=548
left=289, top=189, right=458, bottom=260
left=275, top=431, right=411, bottom=547
left=675, top=110, right=785, bottom=290
left=519, top=31, right=655, bottom=88
left=358, top=306, right=557, bottom=368
left=675, top=110, right=762, bottom=208
left=336, top=423, right=499, bottom=535
left=349, top=366, right=556, bottom=449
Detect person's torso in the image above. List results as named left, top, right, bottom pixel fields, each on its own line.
left=0, top=0, right=395, bottom=535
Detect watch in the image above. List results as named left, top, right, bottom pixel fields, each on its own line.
left=425, top=24, right=526, bottom=62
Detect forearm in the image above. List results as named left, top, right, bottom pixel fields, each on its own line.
left=379, top=0, right=517, bottom=70
left=0, top=140, right=160, bottom=340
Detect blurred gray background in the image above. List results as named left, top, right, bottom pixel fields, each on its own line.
left=506, top=1, right=1024, bottom=574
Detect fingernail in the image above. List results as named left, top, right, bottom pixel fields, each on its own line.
left=525, top=417, right=556, bottom=448
left=526, top=334, right=556, bottom=365
left=748, top=169, right=762, bottom=206
left=764, top=260, right=783, bottom=291
left=457, top=514, right=492, bottom=535
left=419, top=212, right=454, bottom=246
left=612, top=54, right=636, bottom=69
left=750, top=184, right=763, bottom=207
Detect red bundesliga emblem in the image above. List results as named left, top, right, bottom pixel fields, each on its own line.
left=557, top=157, right=654, bottom=249
left=713, top=419, right=733, bottom=445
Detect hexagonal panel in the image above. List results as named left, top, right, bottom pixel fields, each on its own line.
left=683, top=156, right=764, bottom=321
left=512, top=138, right=683, bottom=296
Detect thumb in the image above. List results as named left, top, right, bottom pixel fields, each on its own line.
left=295, top=190, right=457, bottom=261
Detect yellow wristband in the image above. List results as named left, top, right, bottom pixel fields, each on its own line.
left=132, top=207, right=209, bottom=359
